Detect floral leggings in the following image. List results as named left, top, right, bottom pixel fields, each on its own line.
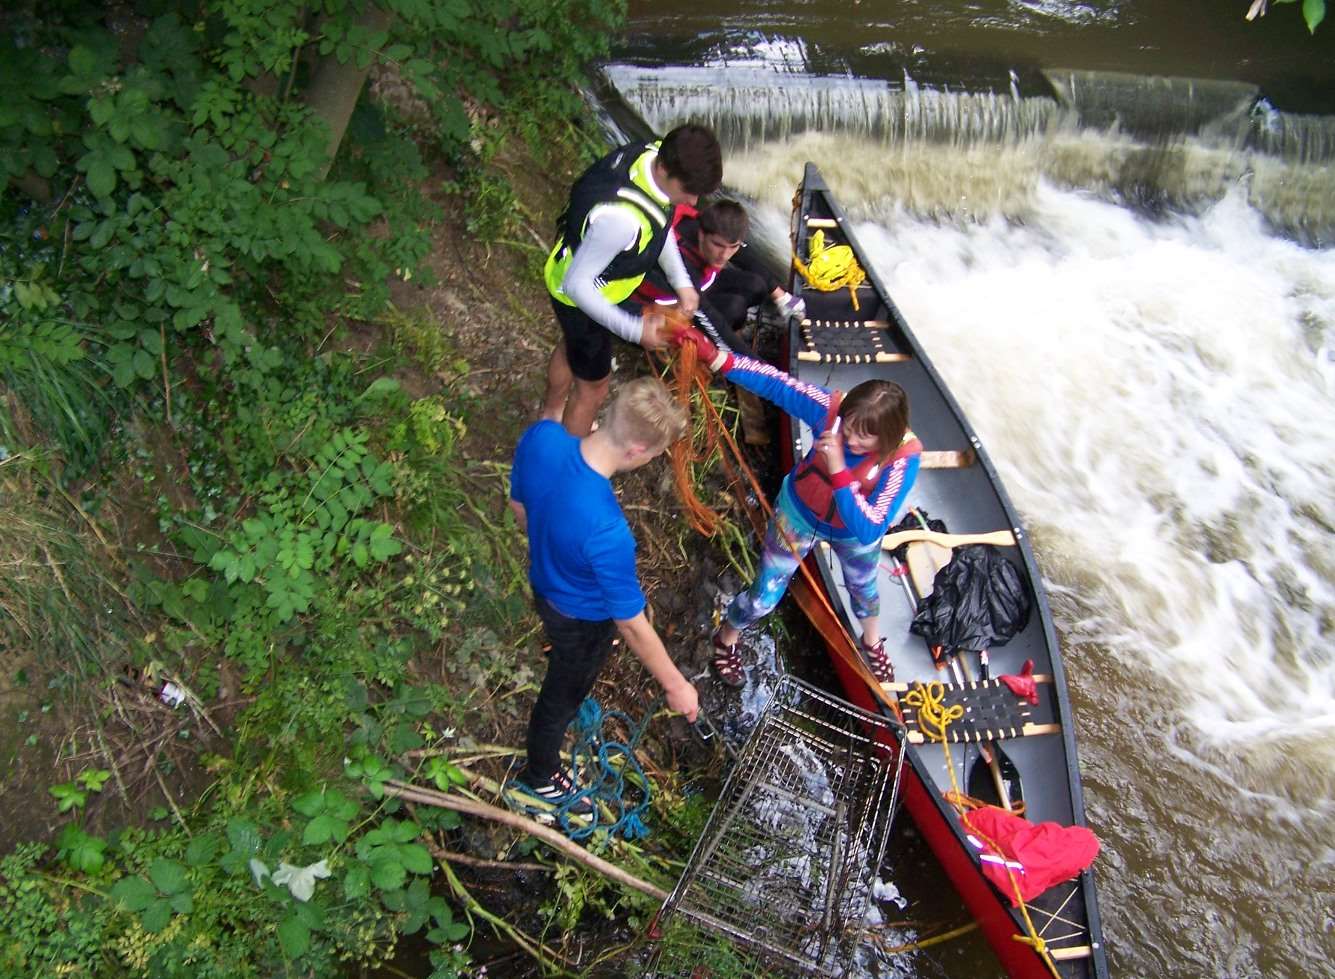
left=725, top=487, right=883, bottom=632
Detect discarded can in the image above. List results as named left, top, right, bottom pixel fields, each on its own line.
left=124, top=666, right=186, bottom=709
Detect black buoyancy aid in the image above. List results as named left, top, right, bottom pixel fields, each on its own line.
left=791, top=391, right=922, bottom=529
left=554, top=141, right=671, bottom=284
left=634, top=210, right=719, bottom=303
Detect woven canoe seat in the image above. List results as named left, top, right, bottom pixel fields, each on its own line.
left=796, top=319, right=911, bottom=365
left=891, top=678, right=1061, bottom=744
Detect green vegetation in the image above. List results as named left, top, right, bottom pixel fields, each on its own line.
left=0, top=1, right=699, bottom=976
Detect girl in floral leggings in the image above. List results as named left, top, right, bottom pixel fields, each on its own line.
left=673, top=327, right=921, bottom=685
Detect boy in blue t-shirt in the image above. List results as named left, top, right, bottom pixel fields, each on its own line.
left=510, top=376, right=700, bottom=805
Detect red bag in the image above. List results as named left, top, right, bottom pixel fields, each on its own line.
left=965, top=806, right=1099, bottom=906
left=1000, top=659, right=1039, bottom=705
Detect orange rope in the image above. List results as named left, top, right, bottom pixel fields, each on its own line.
left=657, top=341, right=900, bottom=716
left=664, top=312, right=726, bottom=538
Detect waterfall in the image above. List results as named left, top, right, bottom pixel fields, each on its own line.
left=602, top=63, right=1335, bottom=243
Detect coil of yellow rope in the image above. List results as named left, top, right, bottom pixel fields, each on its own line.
left=902, top=681, right=963, bottom=743
left=792, top=229, right=866, bottom=311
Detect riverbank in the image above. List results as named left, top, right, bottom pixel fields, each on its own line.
left=0, top=5, right=742, bottom=974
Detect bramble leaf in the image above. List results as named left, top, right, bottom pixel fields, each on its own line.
left=110, top=875, right=156, bottom=912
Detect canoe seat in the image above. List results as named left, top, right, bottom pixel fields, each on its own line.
left=796, top=318, right=912, bottom=365
left=890, top=678, right=1060, bottom=745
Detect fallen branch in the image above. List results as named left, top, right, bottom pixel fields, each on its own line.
left=429, top=845, right=549, bottom=874
left=436, top=856, right=576, bottom=975
left=382, top=780, right=669, bottom=902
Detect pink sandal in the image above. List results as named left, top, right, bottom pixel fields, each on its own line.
left=861, top=637, right=895, bottom=684
left=710, top=632, right=746, bottom=688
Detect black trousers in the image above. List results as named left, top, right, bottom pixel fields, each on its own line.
left=524, top=595, right=616, bottom=780
left=711, top=263, right=775, bottom=328
left=696, top=259, right=780, bottom=353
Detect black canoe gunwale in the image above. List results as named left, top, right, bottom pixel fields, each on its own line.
left=783, top=163, right=1109, bottom=979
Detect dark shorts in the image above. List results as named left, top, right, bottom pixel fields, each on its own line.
left=551, top=297, right=638, bottom=382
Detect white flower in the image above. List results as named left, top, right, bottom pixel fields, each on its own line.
left=249, top=858, right=271, bottom=887
left=271, top=859, right=332, bottom=902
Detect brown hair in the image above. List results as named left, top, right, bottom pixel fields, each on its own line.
left=698, top=200, right=749, bottom=243
left=839, top=380, right=910, bottom=459
left=658, top=124, right=723, bottom=196
left=606, top=376, right=689, bottom=454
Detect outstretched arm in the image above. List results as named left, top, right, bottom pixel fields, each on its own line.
left=614, top=612, right=699, bottom=721
left=673, top=329, right=831, bottom=429
left=720, top=353, right=832, bottom=432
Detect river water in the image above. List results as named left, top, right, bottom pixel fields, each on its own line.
left=606, top=3, right=1335, bottom=977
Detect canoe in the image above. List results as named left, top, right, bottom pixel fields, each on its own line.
left=778, top=164, right=1110, bottom=979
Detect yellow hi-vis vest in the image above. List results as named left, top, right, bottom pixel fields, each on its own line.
left=544, top=142, right=671, bottom=307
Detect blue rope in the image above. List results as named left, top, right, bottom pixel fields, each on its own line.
left=507, top=696, right=658, bottom=841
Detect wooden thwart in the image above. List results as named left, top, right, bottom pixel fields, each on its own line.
left=806, top=216, right=839, bottom=228
left=1050, top=945, right=1094, bottom=962
left=919, top=449, right=977, bottom=469
left=903, top=722, right=1060, bottom=745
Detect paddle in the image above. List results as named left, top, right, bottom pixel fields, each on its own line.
left=889, top=528, right=1016, bottom=600
left=882, top=528, right=1018, bottom=551
left=968, top=738, right=1024, bottom=811
left=906, top=539, right=1024, bottom=812
left=954, top=652, right=1022, bottom=812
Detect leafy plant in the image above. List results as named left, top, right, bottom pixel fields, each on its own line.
left=55, top=824, right=109, bottom=874
left=48, top=768, right=112, bottom=813
left=292, top=788, right=359, bottom=845
left=1247, top=0, right=1326, bottom=34
left=0, top=0, right=628, bottom=975
left=110, top=857, right=194, bottom=933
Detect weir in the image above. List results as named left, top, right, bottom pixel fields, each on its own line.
left=600, top=63, right=1335, bottom=243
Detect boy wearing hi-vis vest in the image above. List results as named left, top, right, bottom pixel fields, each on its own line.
left=540, top=125, right=723, bottom=437
left=672, top=327, right=921, bottom=687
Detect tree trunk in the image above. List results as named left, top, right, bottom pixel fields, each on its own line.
left=301, top=5, right=393, bottom=181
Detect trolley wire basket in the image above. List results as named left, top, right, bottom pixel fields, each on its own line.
left=647, top=674, right=907, bottom=977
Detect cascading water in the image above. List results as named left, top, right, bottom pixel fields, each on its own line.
left=602, top=55, right=1335, bottom=979
left=602, top=64, right=1335, bottom=243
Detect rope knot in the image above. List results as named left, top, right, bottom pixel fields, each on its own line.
left=903, top=681, right=963, bottom=743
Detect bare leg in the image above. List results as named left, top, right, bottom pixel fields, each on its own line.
left=561, top=375, right=611, bottom=437
left=857, top=615, right=880, bottom=648
left=540, top=342, right=573, bottom=423
left=717, top=622, right=741, bottom=646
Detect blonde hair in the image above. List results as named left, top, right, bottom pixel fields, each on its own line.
left=606, top=376, right=688, bottom=453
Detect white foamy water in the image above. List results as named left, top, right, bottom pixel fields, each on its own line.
left=730, top=144, right=1335, bottom=814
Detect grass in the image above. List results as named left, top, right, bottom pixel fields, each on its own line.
left=0, top=326, right=128, bottom=485
left=0, top=452, right=135, bottom=682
